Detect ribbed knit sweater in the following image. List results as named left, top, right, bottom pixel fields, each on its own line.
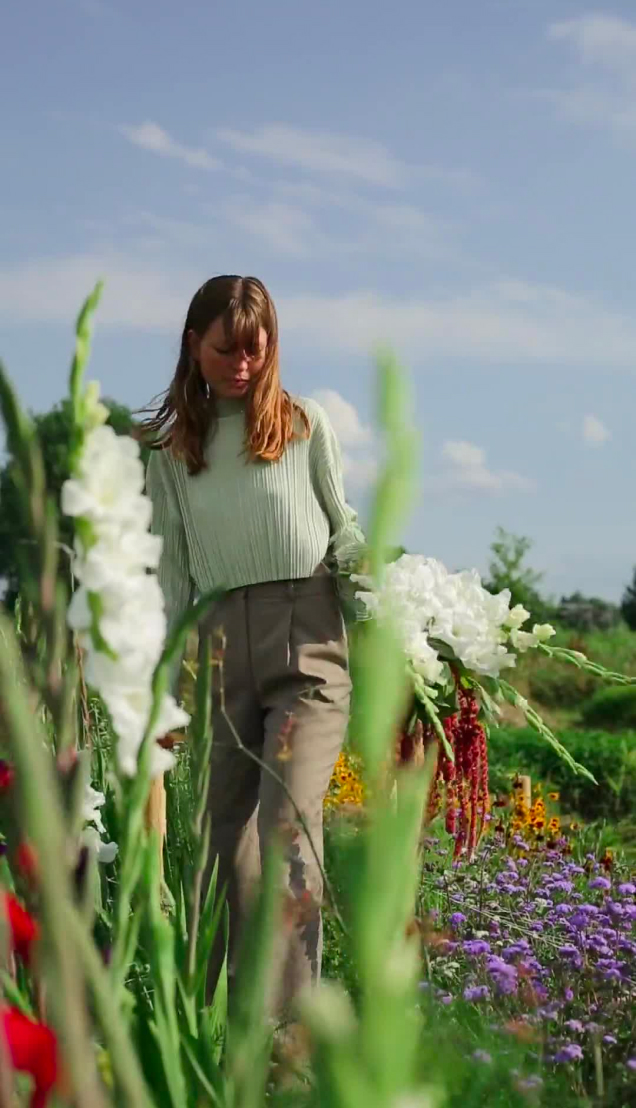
left=145, top=396, right=366, bottom=647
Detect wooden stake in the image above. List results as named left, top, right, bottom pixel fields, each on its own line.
left=518, top=775, right=532, bottom=810
left=145, top=774, right=167, bottom=881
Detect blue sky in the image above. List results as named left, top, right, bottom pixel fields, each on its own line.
left=1, top=0, right=635, bottom=602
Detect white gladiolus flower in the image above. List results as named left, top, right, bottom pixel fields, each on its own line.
left=72, top=526, right=162, bottom=591
left=83, top=380, right=110, bottom=431
left=83, top=783, right=107, bottom=833
left=82, top=825, right=118, bottom=864
left=82, top=782, right=118, bottom=863
left=62, top=425, right=149, bottom=531
left=62, top=382, right=190, bottom=777
left=532, top=623, right=556, bottom=642
left=510, top=628, right=540, bottom=653
left=505, top=604, right=530, bottom=630
left=355, top=554, right=536, bottom=683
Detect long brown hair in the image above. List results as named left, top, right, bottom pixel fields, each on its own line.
left=137, top=275, right=309, bottom=475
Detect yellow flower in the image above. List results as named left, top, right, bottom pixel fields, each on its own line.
left=548, top=791, right=560, bottom=801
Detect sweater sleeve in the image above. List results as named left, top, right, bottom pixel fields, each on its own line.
left=308, top=402, right=367, bottom=573
left=145, top=448, right=195, bottom=696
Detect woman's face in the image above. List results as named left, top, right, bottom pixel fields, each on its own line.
left=189, top=317, right=268, bottom=400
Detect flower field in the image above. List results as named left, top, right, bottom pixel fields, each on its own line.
left=1, top=288, right=635, bottom=1107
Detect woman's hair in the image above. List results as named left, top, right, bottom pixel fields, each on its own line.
left=137, top=275, right=309, bottom=475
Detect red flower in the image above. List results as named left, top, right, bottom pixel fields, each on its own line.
left=1, top=1006, right=59, bottom=1108
left=0, top=760, right=14, bottom=792
left=2, top=892, right=40, bottom=963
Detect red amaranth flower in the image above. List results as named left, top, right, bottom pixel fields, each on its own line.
left=2, top=892, right=40, bottom=963
left=417, top=684, right=489, bottom=859
left=1, top=1006, right=59, bottom=1108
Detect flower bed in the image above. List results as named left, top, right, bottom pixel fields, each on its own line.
left=418, top=825, right=636, bottom=1102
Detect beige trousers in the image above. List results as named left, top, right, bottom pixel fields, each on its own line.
left=199, top=565, right=351, bottom=1018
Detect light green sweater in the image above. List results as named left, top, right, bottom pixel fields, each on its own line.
left=145, top=396, right=366, bottom=646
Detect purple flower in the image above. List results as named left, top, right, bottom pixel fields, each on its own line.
left=518, top=1075, right=543, bottom=1092
left=503, top=939, right=531, bottom=959
left=439, top=993, right=453, bottom=1006
left=558, top=944, right=583, bottom=968
left=564, top=1020, right=584, bottom=1033
left=564, top=988, right=574, bottom=1002
left=464, top=985, right=490, bottom=1002
left=472, top=1050, right=492, bottom=1064
left=618, top=883, right=636, bottom=896
left=463, top=940, right=491, bottom=956
left=554, top=1043, right=583, bottom=1063
left=589, top=877, right=611, bottom=891
left=603, top=1035, right=617, bottom=1045
left=450, top=912, right=467, bottom=930
left=627, top=1059, right=636, bottom=1071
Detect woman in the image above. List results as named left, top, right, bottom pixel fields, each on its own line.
left=142, top=275, right=365, bottom=1019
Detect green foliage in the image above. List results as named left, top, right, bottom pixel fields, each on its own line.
left=0, top=396, right=142, bottom=608
left=517, top=623, right=636, bottom=712
left=484, top=526, right=554, bottom=623
left=580, top=685, right=636, bottom=730
left=527, top=661, right=597, bottom=708
left=621, top=565, right=636, bottom=632
left=488, top=724, right=636, bottom=822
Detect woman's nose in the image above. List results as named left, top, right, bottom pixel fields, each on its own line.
left=233, top=351, right=250, bottom=371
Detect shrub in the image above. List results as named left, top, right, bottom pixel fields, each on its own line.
left=527, top=663, right=597, bottom=708
left=488, top=725, right=636, bottom=823
left=580, top=685, right=636, bottom=730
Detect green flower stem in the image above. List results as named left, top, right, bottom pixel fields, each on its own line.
left=62, top=900, right=156, bottom=1108
left=68, top=281, right=103, bottom=467
left=0, top=612, right=108, bottom=1108
left=186, top=636, right=212, bottom=988
left=539, top=642, right=636, bottom=685
left=499, top=677, right=596, bottom=782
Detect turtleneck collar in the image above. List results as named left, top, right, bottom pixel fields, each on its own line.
left=215, top=396, right=247, bottom=418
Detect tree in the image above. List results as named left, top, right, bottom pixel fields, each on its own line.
left=621, top=567, right=636, bottom=632
left=483, top=526, right=554, bottom=623
left=557, top=591, right=620, bottom=633
left=0, top=397, right=143, bottom=609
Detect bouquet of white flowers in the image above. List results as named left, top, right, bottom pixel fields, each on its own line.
left=354, top=553, right=633, bottom=858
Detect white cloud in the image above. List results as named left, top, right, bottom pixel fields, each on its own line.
left=546, top=16, right=636, bottom=136
left=279, top=280, right=636, bottom=365
left=0, top=253, right=190, bottom=331
left=548, top=15, right=636, bottom=70
left=439, top=440, right=535, bottom=494
left=582, top=414, right=611, bottom=445
left=311, top=389, right=372, bottom=447
left=120, top=122, right=222, bottom=171
left=221, top=197, right=317, bottom=255
left=4, top=254, right=636, bottom=370
left=310, top=389, right=376, bottom=491
left=216, top=124, right=408, bottom=188
left=342, top=452, right=378, bottom=491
